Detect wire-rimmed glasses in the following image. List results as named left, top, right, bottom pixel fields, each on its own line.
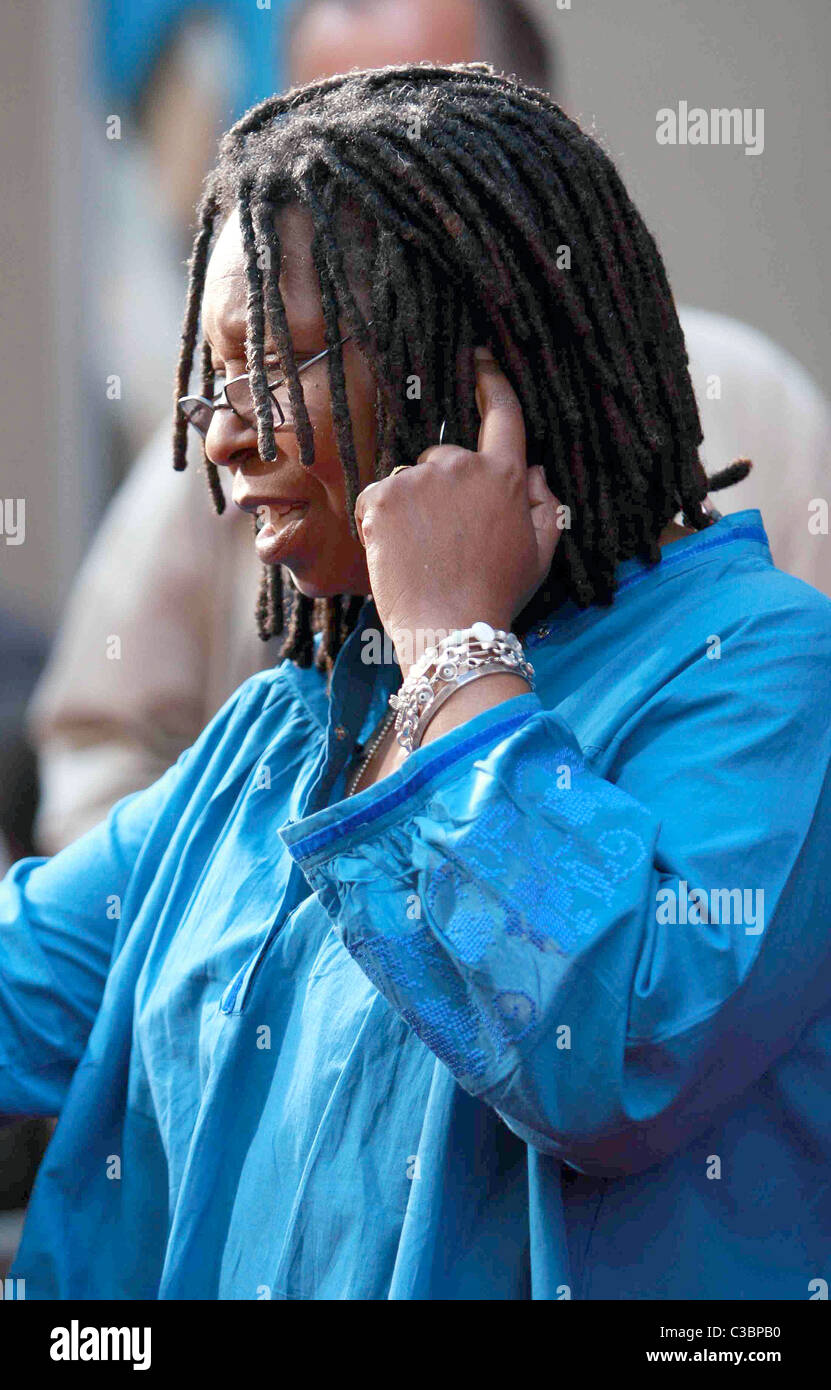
left=177, top=325, right=371, bottom=439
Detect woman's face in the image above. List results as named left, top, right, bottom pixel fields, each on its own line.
left=201, top=204, right=377, bottom=598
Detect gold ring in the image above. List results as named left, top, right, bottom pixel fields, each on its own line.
left=389, top=465, right=410, bottom=478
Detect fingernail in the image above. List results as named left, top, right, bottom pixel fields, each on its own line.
left=474, top=346, right=495, bottom=363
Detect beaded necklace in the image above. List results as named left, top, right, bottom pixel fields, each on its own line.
left=346, top=708, right=397, bottom=797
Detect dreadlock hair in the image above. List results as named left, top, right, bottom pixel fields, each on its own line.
left=173, top=61, right=751, bottom=679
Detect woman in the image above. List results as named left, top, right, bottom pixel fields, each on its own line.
left=3, top=64, right=830, bottom=1300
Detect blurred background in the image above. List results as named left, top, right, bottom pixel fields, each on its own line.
left=0, top=0, right=829, bottom=1275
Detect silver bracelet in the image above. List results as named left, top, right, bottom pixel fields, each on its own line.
left=388, top=623, right=535, bottom=754
left=411, top=660, right=531, bottom=750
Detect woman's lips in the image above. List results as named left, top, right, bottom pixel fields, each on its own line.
left=254, top=501, right=310, bottom=563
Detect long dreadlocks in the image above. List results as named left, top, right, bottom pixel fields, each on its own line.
left=173, top=62, right=750, bottom=677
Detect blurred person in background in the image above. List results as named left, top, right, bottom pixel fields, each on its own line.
left=28, top=0, right=831, bottom=854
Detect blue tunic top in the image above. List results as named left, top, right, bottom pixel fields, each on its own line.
left=3, top=509, right=830, bottom=1300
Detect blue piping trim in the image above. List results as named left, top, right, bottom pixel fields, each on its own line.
left=615, top=524, right=769, bottom=595
left=526, top=521, right=769, bottom=642
left=285, top=706, right=536, bottom=862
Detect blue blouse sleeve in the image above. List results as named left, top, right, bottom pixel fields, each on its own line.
left=0, top=757, right=186, bottom=1118
left=281, top=601, right=831, bottom=1177
left=0, top=668, right=274, bottom=1119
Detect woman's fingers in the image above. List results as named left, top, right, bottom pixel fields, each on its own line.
left=474, top=346, right=526, bottom=466
left=527, top=463, right=560, bottom=531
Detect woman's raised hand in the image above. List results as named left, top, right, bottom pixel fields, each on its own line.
left=354, top=348, right=562, bottom=674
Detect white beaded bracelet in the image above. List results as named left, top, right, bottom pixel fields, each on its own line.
left=388, top=622, right=535, bottom=753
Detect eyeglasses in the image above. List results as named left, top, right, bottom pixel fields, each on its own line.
left=177, top=325, right=371, bottom=439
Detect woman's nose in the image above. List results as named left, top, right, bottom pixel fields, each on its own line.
left=204, top=407, right=258, bottom=469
